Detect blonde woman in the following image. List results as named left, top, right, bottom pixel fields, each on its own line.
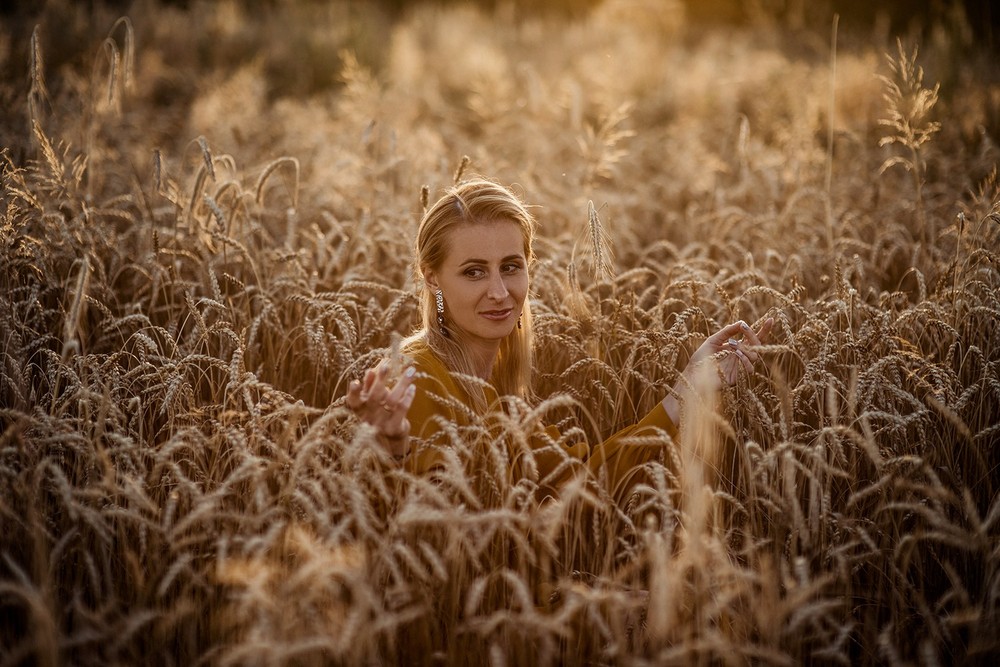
left=347, top=178, right=772, bottom=501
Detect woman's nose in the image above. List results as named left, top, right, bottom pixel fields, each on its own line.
left=487, top=273, right=509, bottom=300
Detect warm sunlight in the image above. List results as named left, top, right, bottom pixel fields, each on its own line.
left=1, top=0, right=998, bottom=664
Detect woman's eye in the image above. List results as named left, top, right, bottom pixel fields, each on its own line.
left=464, top=268, right=485, bottom=278
left=502, top=263, right=522, bottom=274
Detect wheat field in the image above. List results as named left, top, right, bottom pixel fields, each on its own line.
left=1, top=0, right=998, bottom=664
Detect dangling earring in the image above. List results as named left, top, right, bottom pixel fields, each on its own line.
left=517, top=315, right=522, bottom=330
left=435, top=289, right=449, bottom=337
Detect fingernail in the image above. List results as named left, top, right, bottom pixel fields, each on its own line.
left=404, top=366, right=416, bottom=378
left=741, top=322, right=750, bottom=331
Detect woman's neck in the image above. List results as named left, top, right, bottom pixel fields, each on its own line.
left=455, top=335, right=500, bottom=381
left=421, top=329, right=499, bottom=382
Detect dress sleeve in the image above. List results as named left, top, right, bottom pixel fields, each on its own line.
left=526, top=424, right=590, bottom=498
left=405, top=360, right=468, bottom=475
left=586, top=402, right=678, bottom=504
left=527, top=402, right=678, bottom=501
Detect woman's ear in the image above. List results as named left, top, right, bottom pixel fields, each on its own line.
left=422, top=267, right=439, bottom=291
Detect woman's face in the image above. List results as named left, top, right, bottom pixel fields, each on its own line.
left=426, top=219, right=529, bottom=350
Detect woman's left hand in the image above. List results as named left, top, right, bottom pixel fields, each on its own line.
left=662, top=317, right=774, bottom=425
left=688, top=317, right=774, bottom=389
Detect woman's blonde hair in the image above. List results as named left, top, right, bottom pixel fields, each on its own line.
left=405, top=177, right=536, bottom=410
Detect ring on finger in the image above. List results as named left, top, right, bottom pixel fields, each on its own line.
left=381, top=401, right=394, bottom=413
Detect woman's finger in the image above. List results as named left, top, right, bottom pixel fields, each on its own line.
left=384, top=366, right=416, bottom=407
left=383, top=386, right=416, bottom=441
left=367, top=379, right=390, bottom=415
left=725, top=347, right=750, bottom=373
left=736, top=348, right=753, bottom=374
left=375, top=366, right=414, bottom=416
left=346, top=379, right=364, bottom=411
left=708, top=321, right=746, bottom=347
left=755, top=317, right=774, bottom=345
left=360, top=367, right=377, bottom=400
left=738, top=320, right=763, bottom=348
left=738, top=341, right=760, bottom=365
left=403, top=382, right=416, bottom=409
left=739, top=317, right=774, bottom=364
left=390, top=385, right=417, bottom=432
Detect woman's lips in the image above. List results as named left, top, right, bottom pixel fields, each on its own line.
left=480, top=308, right=513, bottom=321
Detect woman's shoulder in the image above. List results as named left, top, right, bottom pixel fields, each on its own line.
left=402, top=334, right=487, bottom=419
left=402, top=335, right=444, bottom=376
left=402, top=335, right=459, bottom=396
left=399, top=334, right=471, bottom=445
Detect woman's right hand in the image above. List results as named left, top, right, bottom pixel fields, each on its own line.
left=346, top=362, right=417, bottom=458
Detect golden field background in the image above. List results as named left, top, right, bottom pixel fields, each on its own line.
left=1, top=0, right=999, bottom=664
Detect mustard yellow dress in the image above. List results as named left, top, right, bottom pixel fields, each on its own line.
left=402, top=339, right=678, bottom=504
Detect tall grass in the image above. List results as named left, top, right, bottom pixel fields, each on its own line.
left=1, top=1, right=999, bottom=664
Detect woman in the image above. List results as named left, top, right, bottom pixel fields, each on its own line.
left=347, top=178, right=772, bottom=502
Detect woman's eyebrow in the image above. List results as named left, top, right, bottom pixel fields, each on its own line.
left=458, top=254, right=524, bottom=267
